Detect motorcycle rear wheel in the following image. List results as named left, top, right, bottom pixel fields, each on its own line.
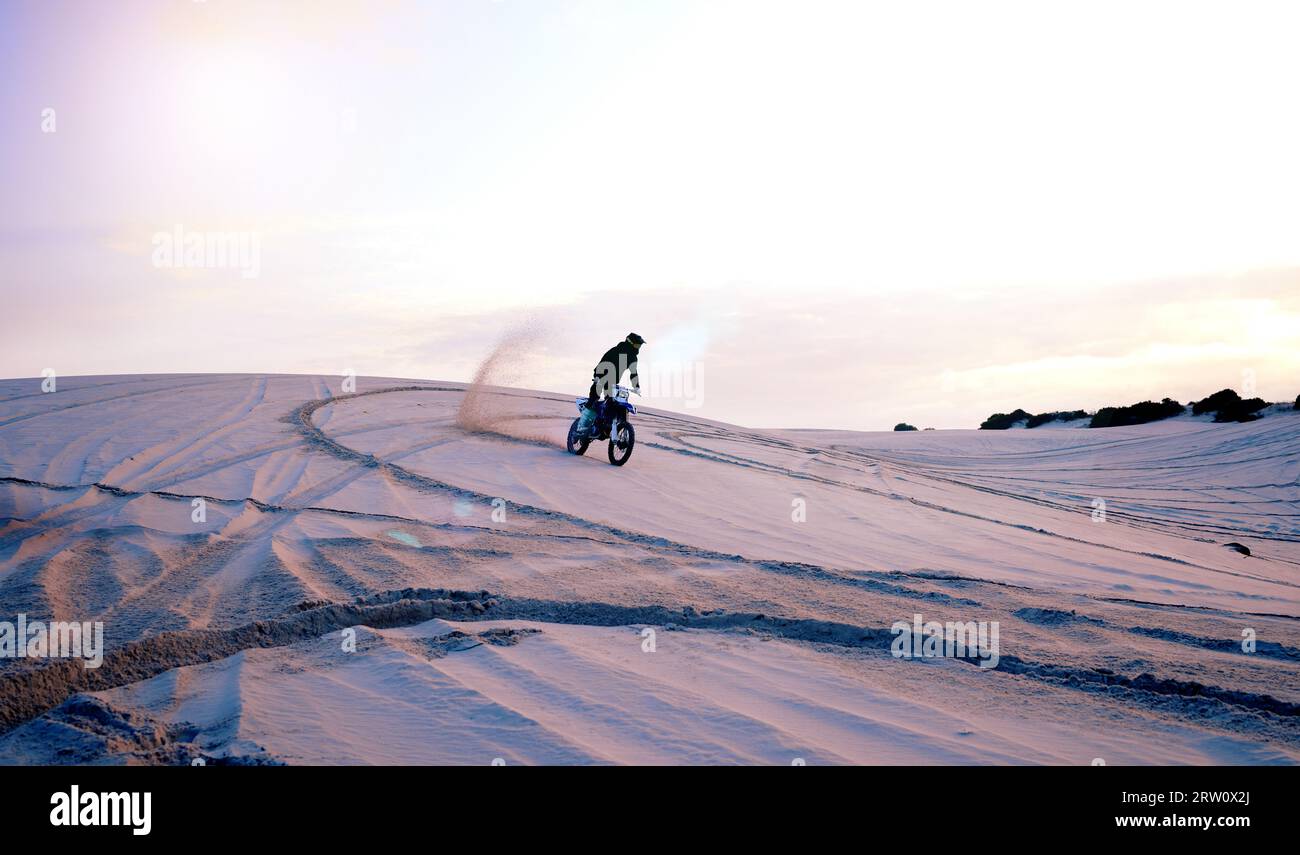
left=567, top=418, right=590, bottom=455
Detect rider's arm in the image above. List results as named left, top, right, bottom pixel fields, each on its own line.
left=626, top=348, right=640, bottom=392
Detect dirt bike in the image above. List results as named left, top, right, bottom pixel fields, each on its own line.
left=566, top=384, right=637, bottom=466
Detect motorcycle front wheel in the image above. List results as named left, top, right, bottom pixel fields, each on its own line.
left=607, top=421, right=635, bottom=466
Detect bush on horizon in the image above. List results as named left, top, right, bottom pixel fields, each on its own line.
left=1089, top=398, right=1184, bottom=428
left=979, top=409, right=1033, bottom=430
left=977, top=388, right=1290, bottom=429
left=1026, top=409, right=1090, bottom=428
left=1191, top=388, right=1268, bottom=422
left=894, top=422, right=918, bottom=432
left=980, top=408, right=1088, bottom=430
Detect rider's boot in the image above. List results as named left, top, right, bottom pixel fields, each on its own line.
left=577, top=402, right=598, bottom=434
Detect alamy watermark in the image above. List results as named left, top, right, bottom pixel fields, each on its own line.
left=594, top=356, right=704, bottom=409
left=151, top=224, right=261, bottom=278
left=50, top=786, right=150, bottom=836
left=0, top=615, right=104, bottom=668
left=891, top=613, right=1000, bottom=669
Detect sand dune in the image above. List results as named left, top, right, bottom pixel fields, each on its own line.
left=1, top=374, right=1297, bottom=764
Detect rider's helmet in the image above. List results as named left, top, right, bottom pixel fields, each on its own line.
left=626, top=332, right=645, bottom=349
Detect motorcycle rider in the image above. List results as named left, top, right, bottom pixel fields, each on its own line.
left=583, top=332, right=645, bottom=432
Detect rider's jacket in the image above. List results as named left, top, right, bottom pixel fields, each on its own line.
left=593, top=341, right=640, bottom=395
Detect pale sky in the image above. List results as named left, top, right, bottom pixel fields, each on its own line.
left=2, top=0, right=1299, bottom=429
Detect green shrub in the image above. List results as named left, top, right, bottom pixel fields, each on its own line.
left=979, top=409, right=1032, bottom=430
left=1089, top=398, right=1184, bottom=428
left=1191, top=388, right=1240, bottom=415
left=893, top=422, right=918, bottom=432
left=978, top=389, right=1280, bottom=429
left=1191, top=389, right=1268, bottom=422
left=1025, top=409, right=1089, bottom=428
